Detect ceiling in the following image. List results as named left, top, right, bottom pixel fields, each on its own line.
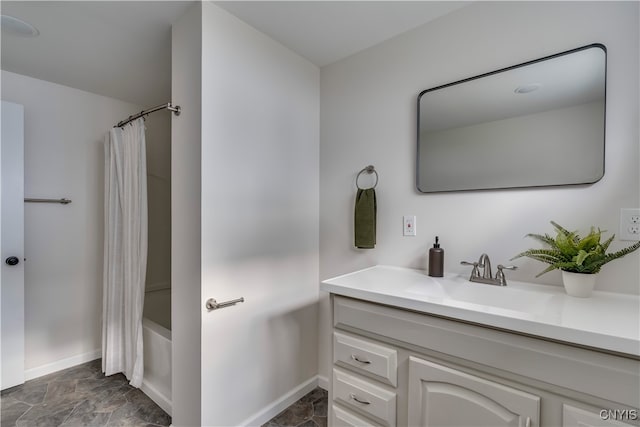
left=1, top=1, right=468, bottom=107
left=214, top=1, right=469, bottom=67
left=1, top=1, right=193, bottom=107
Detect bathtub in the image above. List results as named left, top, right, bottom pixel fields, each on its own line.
left=142, top=315, right=172, bottom=415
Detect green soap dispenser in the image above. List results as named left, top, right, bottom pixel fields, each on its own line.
left=428, top=236, right=444, bottom=277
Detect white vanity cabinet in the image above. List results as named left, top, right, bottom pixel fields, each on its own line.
left=327, top=294, right=640, bottom=427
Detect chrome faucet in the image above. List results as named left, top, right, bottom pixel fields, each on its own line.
left=478, top=253, right=492, bottom=279
left=461, top=253, right=517, bottom=286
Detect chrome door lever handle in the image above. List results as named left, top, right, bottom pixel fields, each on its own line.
left=206, top=297, right=244, bottom=311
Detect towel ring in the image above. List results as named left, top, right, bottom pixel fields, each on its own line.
left=356, top=165, right=378, bottom=190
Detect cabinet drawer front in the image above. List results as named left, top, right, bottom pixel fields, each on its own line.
left=333, top=368, right=396, bottom=427
left=332, top=405, right=378, bottom=427
left=334, top=331, right=398, bottom=387
left=563, top=404, right=636, bottom=427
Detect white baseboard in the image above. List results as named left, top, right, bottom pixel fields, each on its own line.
left=140, top=379, right=172, bottom=416
left=238, top=375, right=320, bottom=427
left=24, top=349, right=101, bottom=381
left=317, top=375, right=329, bottom=391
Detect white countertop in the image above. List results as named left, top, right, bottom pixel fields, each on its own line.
left=321, top=265, right=640, bottom=358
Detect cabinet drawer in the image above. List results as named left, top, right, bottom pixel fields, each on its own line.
left=332, top=405, right=378, bottom=427
left=334, top=331, right=398, bottom=387
left=333, top=368, right=396, bottom=427
left=563, top=404, right=636, bottom=427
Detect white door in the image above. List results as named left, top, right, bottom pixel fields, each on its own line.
left=1, top=100, right=25, bottom=390
left=408, top=356, right=540, bottom=427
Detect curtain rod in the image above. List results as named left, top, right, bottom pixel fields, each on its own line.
left=115, top=102, right=181, bottom=128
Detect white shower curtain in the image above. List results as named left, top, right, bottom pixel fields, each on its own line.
left=102, top=118, right=148, bottom=387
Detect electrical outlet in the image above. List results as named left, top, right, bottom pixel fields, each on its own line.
left=620, top=208, right=640, bottom=241
left=403, top=215, right=416, bottom=236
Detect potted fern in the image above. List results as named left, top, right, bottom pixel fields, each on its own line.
left=512, top=221, right=640, bottom=297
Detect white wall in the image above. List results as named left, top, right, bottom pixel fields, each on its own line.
left=145, top=113, right=171, bottom=295
left=319, top=1, right=639, bottom=381
left=171, top=3, right=202, bottom=425
left=200, top=2, right=319, bottom=425
left=1, top=70, right=142, bottom=374
left=144, top=111, right=172, bottom=330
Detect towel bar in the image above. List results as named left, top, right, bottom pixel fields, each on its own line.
left=206, top=297, right=245, bottom=311
left=25, top=198, right=72, bottom=205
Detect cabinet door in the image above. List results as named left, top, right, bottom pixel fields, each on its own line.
left=408, top=357, right=539, bottom=427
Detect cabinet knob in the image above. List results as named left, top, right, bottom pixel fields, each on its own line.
left=525, top=416, right=531, bottom=427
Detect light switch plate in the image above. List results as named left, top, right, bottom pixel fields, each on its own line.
left=403, top=215, right=416, bottom=236
left=619, top=208, right=640, bottom=241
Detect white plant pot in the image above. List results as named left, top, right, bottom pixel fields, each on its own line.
left=562, top=271, right=597, bottom=298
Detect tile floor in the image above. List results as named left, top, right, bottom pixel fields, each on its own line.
left=263, top=388, right=328, bottom=427
left=1, top=359, right=328, bottom=427
left=0, top=359, right=170, bottom=427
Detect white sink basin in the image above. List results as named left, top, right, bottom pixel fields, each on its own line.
left=405, top=275, right=555, bottom=316
left=446, top=283, right=555, bottom=315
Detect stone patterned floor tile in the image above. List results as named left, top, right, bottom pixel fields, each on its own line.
left=272, top=401, right=313, bottom=426
left=2, top=361, right=326, bottom=427
left=61, top=399, right=112, bottom=426
left=1, top=381, right=48, bottom=405
left=106, top=415, right=161, bottom=427
left=92, top=388, right=130, bottom=413
left=108, top=401, right=141, bottom=422
left=265, top=388, right=328, bottom=427
left=76, top=374, right=129, bottom=394
left=312, top=416, right=327, bottom=427
left=44, top=379, right=77, bottom=402
left=311, top=396, right=327, bottom=417
left=300, top=388, right=327, bottom=404
left=125, top=389, right=172, bottom=426
left=15, top=403, right=77, bottom=427
left=0, top=360, right=170, bottom=427
left=0, top=397, right=32, bottom=426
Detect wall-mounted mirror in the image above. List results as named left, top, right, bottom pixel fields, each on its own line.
left=417, top=44, right=606, bottom=193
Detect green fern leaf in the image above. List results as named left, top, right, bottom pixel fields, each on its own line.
left=577, top=228, right=601, bottom=251
left=600, top=234, right=615, bottom=252
left=515, top=222, right=640, bottom=277
left=524, top=233, right=557, bottom=248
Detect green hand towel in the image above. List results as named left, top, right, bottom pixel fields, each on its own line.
left=354, top=188, right=377, bottom=249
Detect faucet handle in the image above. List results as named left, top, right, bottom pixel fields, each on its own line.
left=461, top=261, right=480, bottom=278
left=496, top=265, right=517, bottom=286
